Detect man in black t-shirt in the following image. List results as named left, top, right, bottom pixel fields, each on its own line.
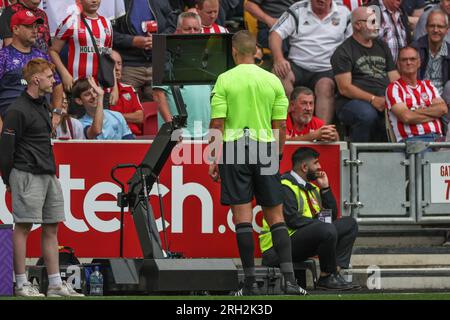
left=331, top=6, right=400, bottom=142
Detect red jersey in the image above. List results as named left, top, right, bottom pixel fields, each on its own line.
left=286, top=113, right=325, bottom=138
left=55, top=13, right=112, bottom=81
left=386, top=79, right=442, bottom=142
left=109, top=82, right=143, bottom=136
left=202, top=23, right=228, bottom=34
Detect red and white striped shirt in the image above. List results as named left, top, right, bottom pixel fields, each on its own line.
left=202, top=23, right=228, bottom=34
left=55, top=13, right=112, bottom=81
left=386, top=79, right=442, bottom=142
left=339, top=0, right=363, bottom=12
left=0, top=0, right=10, bottom=8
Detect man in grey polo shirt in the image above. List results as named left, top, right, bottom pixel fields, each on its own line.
left=269, top=0, right=352, bottom=124
left=0, top=58, right=83, bottom=297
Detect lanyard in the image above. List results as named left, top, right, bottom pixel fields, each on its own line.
left=304, top=183, right=320, bottom=216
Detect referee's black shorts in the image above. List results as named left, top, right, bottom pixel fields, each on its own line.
left=218, top=139, right=283, bottom=207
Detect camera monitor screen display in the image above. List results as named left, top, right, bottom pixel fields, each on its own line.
left=152, top=33, right=234, bottom=85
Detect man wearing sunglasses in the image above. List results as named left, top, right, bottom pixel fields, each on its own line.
left=332, top=6, right=399, bottom=142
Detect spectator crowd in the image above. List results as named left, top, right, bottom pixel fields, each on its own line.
left=0, top=0, right=449, bottom=143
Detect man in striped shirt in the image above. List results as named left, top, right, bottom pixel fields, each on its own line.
left=386, top=46, right=447, bottom=142
left=196, top=0, right=228, bottom=33
left=49, top=0, right=113, bottom=92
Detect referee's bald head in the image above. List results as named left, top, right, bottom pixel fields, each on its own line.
left=232, top=30, right=257, bottom=56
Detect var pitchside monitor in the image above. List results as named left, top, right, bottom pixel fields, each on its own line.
left=152, top=33, right=234, bottom=85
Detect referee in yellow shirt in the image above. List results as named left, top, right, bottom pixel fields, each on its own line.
left=208, top=30, right=307, bottom=296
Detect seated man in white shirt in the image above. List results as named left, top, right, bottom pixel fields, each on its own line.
left=71, top=77, right=135, bottom=140
left=269, top=0, right=352, bottom=124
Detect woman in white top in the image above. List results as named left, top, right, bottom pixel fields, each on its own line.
left=54, top=93, right=85, bottom=140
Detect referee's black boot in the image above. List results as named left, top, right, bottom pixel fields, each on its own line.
left=234, top=282, right=262, bottom=296
left=317, top=273, right=353, bottom=291
left=282, top=280, right=308, bottom=296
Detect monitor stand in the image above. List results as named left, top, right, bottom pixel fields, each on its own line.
left=94, top=86, right=238, bottom=294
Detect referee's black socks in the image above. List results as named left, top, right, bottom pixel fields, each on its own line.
left=235, top=222, right=256, bottom=287
left=271, top=222, right=296, bottom=284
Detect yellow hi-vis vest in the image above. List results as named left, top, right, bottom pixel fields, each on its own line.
left=259, top=178, right=322, bottom=253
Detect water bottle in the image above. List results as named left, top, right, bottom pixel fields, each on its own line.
left=89, top=266, right=103, bottom=296
left=343, top=265, right=353, bottom=283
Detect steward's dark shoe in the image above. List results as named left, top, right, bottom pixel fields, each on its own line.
left=282, top=280, right=308, bottom=296
left=317, top=274, right=353, bottom=291
left=443, top=232, right=450, bottom=246
left=336, top=273, right=362, bottom=290
left=234, top=282, right=262, bottom=296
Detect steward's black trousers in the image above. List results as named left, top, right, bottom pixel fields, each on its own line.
left=262, top=216, right=358, bottom=274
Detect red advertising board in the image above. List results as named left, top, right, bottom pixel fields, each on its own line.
left=0, top=141, right=342, bottom=258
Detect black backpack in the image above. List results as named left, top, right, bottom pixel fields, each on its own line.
left=36, top=246, right=80, bottom=266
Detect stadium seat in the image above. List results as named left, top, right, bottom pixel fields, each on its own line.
left=243, top=0, right=258, bottom=36
left=243, top=0, right=272, bottom=57
left=141, top=101, right=159, bottom=137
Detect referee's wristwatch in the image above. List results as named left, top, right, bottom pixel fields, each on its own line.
left=52, top=108, right=64, bottom=116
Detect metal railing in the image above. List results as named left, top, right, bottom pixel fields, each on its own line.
left=342, top=142, right=450, bottom=225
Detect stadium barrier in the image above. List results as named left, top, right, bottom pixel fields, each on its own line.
left=0, top=141, right=345, bottom=258
left=342, top=142, right=450, bottom=225
left=2, top=140, right=449, bottom=257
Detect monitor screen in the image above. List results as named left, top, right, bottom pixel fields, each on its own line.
left=152, top=33, right=234, bottom=85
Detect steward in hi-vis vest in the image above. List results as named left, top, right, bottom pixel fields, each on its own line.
left=259, top=147, right=360, bottom=291
left=259, top=171, right=326, bottom=253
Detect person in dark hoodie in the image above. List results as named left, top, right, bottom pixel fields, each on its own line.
left=112, top=0, right=178, bottom=102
